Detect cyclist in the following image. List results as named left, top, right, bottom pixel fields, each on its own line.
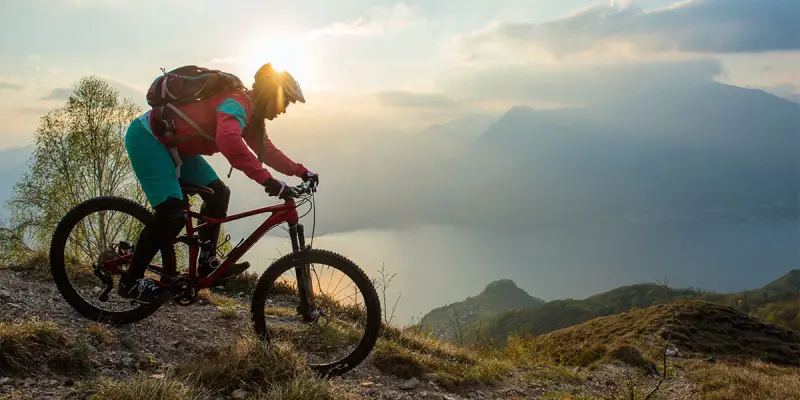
left=119, top=63, right=319, bottom=304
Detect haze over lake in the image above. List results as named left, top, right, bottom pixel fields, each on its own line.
left=247, top=220, right=799, bottom=325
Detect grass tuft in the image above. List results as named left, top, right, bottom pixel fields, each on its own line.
left=198, top=289, right=238, bottom=308
left=212, top=270, right=260, bottom=297
left=179, top=336, right=317, bottom=393
left=0, top=317, right=91, bottom=374
left=89, top=374, right=206, bottom=400
left=687, top=359, right=800, bottom=400
left=372, top=328, right=515, bottom=388
left=84, top=323, right=116, bottom=345
left=219, top=307, right=239, bottom=320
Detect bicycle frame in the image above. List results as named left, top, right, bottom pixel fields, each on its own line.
left=101, top=194, right=312, bottom=292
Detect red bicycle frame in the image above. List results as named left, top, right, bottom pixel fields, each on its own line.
left=102, top=192, right=308, bottom=290
left=182, top=197, right=302, bottom=288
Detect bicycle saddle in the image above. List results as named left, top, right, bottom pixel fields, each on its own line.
left=180, top=183, right=215, bottom=196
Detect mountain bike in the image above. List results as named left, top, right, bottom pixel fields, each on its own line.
left=49, top=180, right=382, bottom=377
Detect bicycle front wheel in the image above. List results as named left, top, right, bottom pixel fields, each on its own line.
left=250, top=249, right=382, bottom=377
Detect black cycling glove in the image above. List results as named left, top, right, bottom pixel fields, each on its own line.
left=301, top=170, right=319, bottom=185
left=263, top=178, right=288, bottom=197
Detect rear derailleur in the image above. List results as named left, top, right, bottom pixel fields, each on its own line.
left=93, top=241, right=133, bottom=302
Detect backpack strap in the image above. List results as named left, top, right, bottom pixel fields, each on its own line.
left=165, top=103, right=215, bottom=142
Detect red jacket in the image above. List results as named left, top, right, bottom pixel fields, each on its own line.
left=149, top=89, right=307, bottom=184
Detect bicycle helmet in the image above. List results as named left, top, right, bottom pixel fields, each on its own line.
left=254, top=63, right=306, bottom=107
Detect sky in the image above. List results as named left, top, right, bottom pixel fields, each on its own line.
left=0, top=0, right=798, bottom=149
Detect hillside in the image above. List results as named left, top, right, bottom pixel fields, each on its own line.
left=534, top=300, right=800, bottom=368
left=419, top=279, right=545, bottom=340
left=3, top=261, right=800, bottom=399
left=423, top=269, right=800, bottom=345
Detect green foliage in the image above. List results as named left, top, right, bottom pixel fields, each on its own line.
left=0, top=76, right=145, bottom=265
left=430, top=270, right=800, bottom=346
left=420, top=279, right=545, bottom=341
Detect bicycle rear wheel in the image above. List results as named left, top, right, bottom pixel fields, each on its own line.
left=250, top=249, right=382, bottom=377
left=49, top=196, right=178, bottom=325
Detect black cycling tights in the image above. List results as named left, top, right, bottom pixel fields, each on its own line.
left=121, top=179, right=231, bottom=286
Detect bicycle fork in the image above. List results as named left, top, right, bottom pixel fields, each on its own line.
left=288, top=222, right=317, bottom=322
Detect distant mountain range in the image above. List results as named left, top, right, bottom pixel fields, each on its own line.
left=419, top=269, right=800, bottom=345
left=412, top=81, right=799, bottom=231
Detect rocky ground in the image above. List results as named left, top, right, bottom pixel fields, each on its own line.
left=0, top=268, right=701, bottom=400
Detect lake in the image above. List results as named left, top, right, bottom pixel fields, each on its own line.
left=242, top=220, right=799, bottom=326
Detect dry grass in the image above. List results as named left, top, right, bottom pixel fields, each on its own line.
left=89, top=375, right=206, bottom=400
left=372, top=327, right=515, bottom=389
left=177, top=335, right=342, bottom=399
left=198, top=289, right=238, bottom=308
left=687, top=359, right=800, bottom=400
left=1, top=252, right=51, bottom=281
left=0, top=317, right=91, bottom=374
left=84, top=322, right=116, bottom=345
left=91, top=335, right=346, bottom=400
left=523, top=365, right=584, bottom=384
left=212, top=270, right=260, bottom=297
left=507, top=300, right=800, bottom=371
left=218, top=307, right=239, bottom=320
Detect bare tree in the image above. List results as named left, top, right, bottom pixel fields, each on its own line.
left=598, top=277, right=677, bottom=400
left=372, top=262, right=402, bottom=326
left=446, top=307, right=465, bottom=346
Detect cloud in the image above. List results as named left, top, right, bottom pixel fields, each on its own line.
left=41, top=78, right=147, bottom=108
left=209, top=57, right=239, bottom=65
left=42, top=88, right=73, bottom=100
left=463, top=0, right=800, bottom=57
left=760, top=83, right=800, bottom=103
left=435, top=58, right=723, bottom=106
left=375, top=91, right=456, bottom=108
left=65, top=0, right=126, bottom=8
left=18, top=106, right=54, bottom=115
left=308, top=3, right=418, bottom=38
left=0, top=81, right=24, bottom=91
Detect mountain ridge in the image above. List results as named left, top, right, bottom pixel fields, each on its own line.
left=420, top=269, right=800, bottom=345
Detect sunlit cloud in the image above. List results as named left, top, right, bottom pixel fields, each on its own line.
left=307, top=3, right=419, bottom=38
left=208, top=57, right=240, bottom=65
left=462, top=0, right=800, bottom=59
left=42, top=87, right=73, bottom=100
left=0, top=80, right=24, bottom=92
left=375, top=91, right=456, bottom=109
left=64, top=0, right=126, bottom=8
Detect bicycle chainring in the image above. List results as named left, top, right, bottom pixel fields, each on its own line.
left=170, top=275, right=198, bottom=306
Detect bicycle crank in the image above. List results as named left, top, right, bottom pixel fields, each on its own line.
left=170, top=276, right=198, bottom=306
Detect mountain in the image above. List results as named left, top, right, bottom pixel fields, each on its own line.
left=419, top=279, right=544, bottom=340
left=411, top=82, right=800, bottom=231
left=422, top=269, right=800, bottom=345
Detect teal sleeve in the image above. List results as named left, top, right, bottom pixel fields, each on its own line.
left=216, top=98, right=247, bottom=129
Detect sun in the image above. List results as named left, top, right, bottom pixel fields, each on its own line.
left=242, top=33, right=316, bottom=91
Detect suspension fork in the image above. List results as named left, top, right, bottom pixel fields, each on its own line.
left=289, top=222, right=317, bottom=322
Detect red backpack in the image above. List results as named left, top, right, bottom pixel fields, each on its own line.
left=146, top=65, right=249, bottom=178
left=147, top=65, right=246, bottom=108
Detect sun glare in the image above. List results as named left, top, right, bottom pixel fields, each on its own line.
left=242, top=33, right=316, bottom=91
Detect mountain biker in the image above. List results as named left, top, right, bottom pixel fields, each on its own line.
left=119, top=63, right=319, bottom=304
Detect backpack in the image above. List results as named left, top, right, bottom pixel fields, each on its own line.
left=146, top=65, right=249, bottom=179
left=147, top=65, right=247, bottom=142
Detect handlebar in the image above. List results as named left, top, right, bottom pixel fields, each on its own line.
left=280, top=180, right=318, bottom=200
